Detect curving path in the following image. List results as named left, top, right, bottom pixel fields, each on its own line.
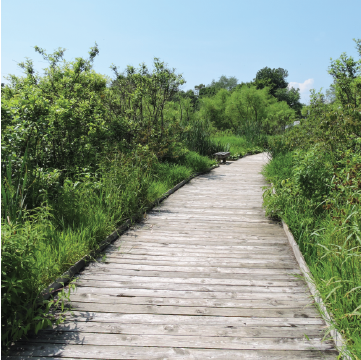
left=10, top=153, right=338, bottom=359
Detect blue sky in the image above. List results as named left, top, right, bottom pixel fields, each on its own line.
left=2, top=0, right=360, bottom=103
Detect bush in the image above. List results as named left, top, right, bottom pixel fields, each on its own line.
left=292, top=146, right=333, bottom=203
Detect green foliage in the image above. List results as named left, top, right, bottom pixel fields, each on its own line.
left=264, top=100, right=296, bottom=133
left=199, top=85, right=219, bottom=97
left=2, top=44, right=108, bottom=175
left=209, top=75, right=238, bottom=91
left=1, top=150, right=29, bottom=223
left=198, top=88, right=231, bottom=130
left=106, top=59, right=186, bottom=158
left=198, top=84, right=295, bottom=143
left=328, top=39, right=361, bottom=108
left=1, top=45, right=219, bottom=351
left=255, top=67, right=289, bottom=96
left=292, top=146, right=333, bottom=203
left=198, top=75, right=238, bottom=97
left=1, top=209, right=68, bottom=351
left=254, top=66, right=303, bottom=112
left=274, top=87, right=303, bottom=114
left=263, top=40, right=361, bottom=358
left=181, top=118, right=227, bottom=156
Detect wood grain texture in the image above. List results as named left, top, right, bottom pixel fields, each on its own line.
left=11, top=153, right=337, bottom=359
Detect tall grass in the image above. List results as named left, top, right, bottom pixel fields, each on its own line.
left=182, top=119, right=227, bottom=156
left=1, top=150, right=29, bottom=224
left=263, top=151, right=361, bottom=359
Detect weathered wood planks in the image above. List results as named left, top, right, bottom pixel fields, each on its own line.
left=9, top=153, right=337, bottom=359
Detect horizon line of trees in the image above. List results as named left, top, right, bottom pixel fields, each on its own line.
left=189, top=67, right=304, bottom=115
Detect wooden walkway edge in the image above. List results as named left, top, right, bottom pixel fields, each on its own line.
left=8, top=153, right=338, bottom=359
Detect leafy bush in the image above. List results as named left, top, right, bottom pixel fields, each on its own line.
left=292, top=146, right=333, bottom=203
left=1, top=211, right=67, bottom=350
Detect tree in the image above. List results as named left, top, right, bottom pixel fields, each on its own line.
left=255, top=67, right=303, bottom=113
left=274, top=87, right=303, bottom=114
left=224, top=85, right=270, bottom=136
left=328, top=38, right=361, bottom=107
left=198, top=88, right=231, bottom=130
left=107, top=58, right=186, bottom=158
left=199, top=85, right=218, bottom=97
left=264, top=100, right=295, bottom=134
left=254, top=67, right=288, bottom=97
left=210, top=75, right=238, bottom=91
left=325, top=84, right=336, bottom=104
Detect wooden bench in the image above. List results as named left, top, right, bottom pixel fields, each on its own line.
left=214, top=151, right=230, bottom=163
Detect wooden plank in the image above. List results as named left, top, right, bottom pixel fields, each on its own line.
left=72, top=287, right=311, bottom=301
left=99, top=257, right=300, bottom=269
left=62, top=311, right=327, bottom=326
left=142, top=219, right=281, bottom=227
left=67, top=302, right=319, bottom=318
left=45, top=321, right=327, bottom=337
left=114, top=238, right=291, bottom=247
left=101, top=254, right=299, bottom=267
left=108, top=243, right=293, bottom=254
left=76, top=274, right=304, bottom=287
left=103, top=245, right=286, bottom=258
left=87, top=262, right=302, bottom=275
left=101, top=258, right=297, bottom=268
left=75, top=280, right=309, bottom=293
left=130, top=226, right=288, bottom=236
left=68, top=293, right=313, bottom=309
left=126, top=227, right=287, bottom=236
left=26, top=332, right=336, bottom=351
left=156, top=206, right=266, bottom=214
left=109, top=240, right=292, bottom=250
left=104, top=248, right=294, bottom=259
left=81, top=267, right=302, bottom=280
left=111, top=240, right=291, bottom=251
left=121, top=232, right=289, bottom=242
left=146, top=214, right=271, bottom=222
left=6, top=345, right=339, bottom=359
left=102, top=250, right=296, bottom=261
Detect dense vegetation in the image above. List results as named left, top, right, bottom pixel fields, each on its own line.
left=2, top=44, right=297, bottom=350
left=263, top=39, right=361, bottom=358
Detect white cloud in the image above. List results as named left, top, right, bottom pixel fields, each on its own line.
left=288, top=79, right=314, bottom=103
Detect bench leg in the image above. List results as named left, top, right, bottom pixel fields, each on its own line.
left=223, top=158, right=227, bottom=163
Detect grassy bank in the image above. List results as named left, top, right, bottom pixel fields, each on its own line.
left=263, top=150, right=361, bottom=358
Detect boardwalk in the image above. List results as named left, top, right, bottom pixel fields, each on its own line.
left=11, top=153, right=338, bottom=359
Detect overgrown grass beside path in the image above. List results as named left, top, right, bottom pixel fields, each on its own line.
left=1, top=150, right=215, bottom=350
